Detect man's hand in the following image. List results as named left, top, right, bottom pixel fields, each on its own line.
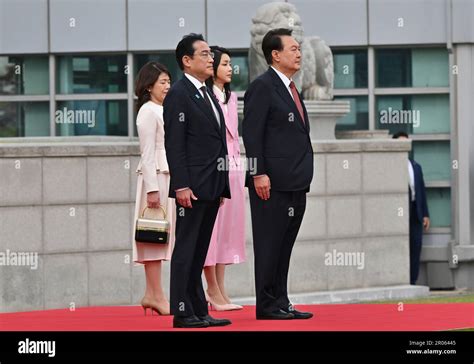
left=220, top=197, right=225, bottom=207
left=147, top=191, right=160, bottom=209
left=423, top=217, right=430, bottom=232
left=253, top=174, right=271, bottom=200
left=176, top=188, right=198, bottom=208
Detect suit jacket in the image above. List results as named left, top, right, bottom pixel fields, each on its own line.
left=135, top=101, right=169, bottom=193
left=163, top=75, right=231, bottom=201
left=242, top=67, right=314, bottom=191
left=410, top=158, right=430, bottom=223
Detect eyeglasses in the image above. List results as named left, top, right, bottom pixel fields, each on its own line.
left=195, top=50, right=215, bottom=60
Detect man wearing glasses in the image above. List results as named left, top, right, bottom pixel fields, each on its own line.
left=164, top=33, right=231, bottom=328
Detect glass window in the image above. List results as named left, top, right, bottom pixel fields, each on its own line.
left=411, top=48, right=449, bottom=87
left=376, top=95, right=450, bottom=134
left=333, top=49, right=368, bottom=88
left=334, top=96, right=368, bottom=130
left=411, top=94, right=450, bottom=134
left=133, top=120, right=138, bottom=138
left=425, top=188, right=451, bottom=228
left=56, top=55, right=127, bottom=94
left=55, top=100, right=127, bottom=136
left=412, top=141, right=451, bottom=182
left=228, top=51, right=249, bottom=92
left=0, top=102, right=50, bottom=137
left=0, top=56, right=49, bottom=95
left=376, top=49, right=411, bottom=87
left=376, top=48, right=449, bottom=87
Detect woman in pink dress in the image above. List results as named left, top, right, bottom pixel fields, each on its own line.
left=133, top=62, right=175, bottom=316
left=203, top=46, right=246, bottom=311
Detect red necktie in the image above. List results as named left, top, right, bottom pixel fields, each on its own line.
left=289, top=81, right=305, bottom=125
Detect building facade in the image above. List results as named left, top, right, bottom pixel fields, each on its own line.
left=0, top=0, right=473, bottom=289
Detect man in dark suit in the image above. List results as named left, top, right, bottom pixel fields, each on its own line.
left=163, top=33, right=231, bottom=328
left=393, top=132, right=430, bottom=285
left=243, top=28, right=314, bottom=320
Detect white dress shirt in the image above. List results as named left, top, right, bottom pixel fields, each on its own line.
left=408, top=160, right=416, bottom=202
left=213, top=85, right=227, bottom=113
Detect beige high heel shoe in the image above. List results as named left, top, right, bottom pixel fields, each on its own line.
left=205, top=291, right=241, bottom=311
left=141, top=297, right=170, bottom=316
left=228, top=303, right=243, bottom=310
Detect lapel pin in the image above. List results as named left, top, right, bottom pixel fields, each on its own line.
left=195, top=94, right=200, bottom=99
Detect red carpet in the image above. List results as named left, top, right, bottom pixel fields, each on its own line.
left=1, top=303, right=472, bottom=331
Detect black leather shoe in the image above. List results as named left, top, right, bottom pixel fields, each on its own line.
left=282, top=304, right=314, bottom=319
left=256, top=309, right=294, bottom=320
left=197, top=314, right=231, bottom=327
left=173, top=315, right=210, bottom=328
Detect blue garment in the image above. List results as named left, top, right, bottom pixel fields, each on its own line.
left=408, top=158, right=430, bottom=284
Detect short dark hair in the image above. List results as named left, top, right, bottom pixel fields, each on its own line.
left=175, top=33, right=206, bottom=71
left=262, top=28, right=293, bottom=65
left=392, top=131, right=409, bottom=139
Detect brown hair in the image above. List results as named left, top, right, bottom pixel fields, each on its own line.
left=135, top=61, right=171, bottom=112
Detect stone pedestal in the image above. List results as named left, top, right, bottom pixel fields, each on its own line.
left=336, top=130, right=390, bottom=139
left=304, top=100, right=350, bottom=140
left=237, top=99, right=351, bottom=141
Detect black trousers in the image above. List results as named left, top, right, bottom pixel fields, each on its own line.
left=409, top=200, right=423, bottom=285
left=248, top=186, right=307, bottom=315
left=170, top=199, right=220, bottom=317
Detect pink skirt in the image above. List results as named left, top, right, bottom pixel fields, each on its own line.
left=204, top=166, right=246, bottom=266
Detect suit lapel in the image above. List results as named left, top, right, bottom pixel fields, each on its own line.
left=301, top=97, right=310, bottom=133
left=268, top=68, right=309, bottom=133
left=182, top=77, right=222, bottom=134
left=218, top=96, right=238, bottom=139
left=226, top=118, right=237, bottom=139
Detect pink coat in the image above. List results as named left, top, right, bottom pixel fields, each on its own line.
left=204, top=91, right=246, bottom=266
left=222, top=92, right=242, bottom=166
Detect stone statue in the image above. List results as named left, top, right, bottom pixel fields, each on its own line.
left=249, top=2, right=334, bottom=100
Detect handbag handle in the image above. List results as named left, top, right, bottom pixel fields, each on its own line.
left=140, top=205, right=167, bottom=219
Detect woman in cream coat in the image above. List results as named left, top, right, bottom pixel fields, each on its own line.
left=133, top=62, right=175, bottom=316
